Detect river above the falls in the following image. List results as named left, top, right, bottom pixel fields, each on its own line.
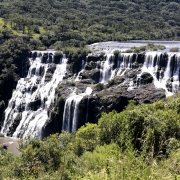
left=88, top=40, right=180, bottom=53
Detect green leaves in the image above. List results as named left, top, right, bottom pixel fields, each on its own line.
left=1, top=94, right=180, bottom=179
left=0, top=0, right=179, bottom=49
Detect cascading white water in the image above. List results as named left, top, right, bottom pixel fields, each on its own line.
left=140, top=52, right=160, bottom=81
left=100, top=54, right=114, bottom=83
left=75, top=59, right=86, bottom=81
left=62, top=87, right=92, bottom=132
left=117, top=53, right=134, bottom=76
left=99, top=53, right=135, bottom=83
left=163, top=53, right=180, bottom=95
left=85, top=97, right=90, bottom=123
left=138, top=52, right=180, bottom=96
left=171, top=54, right=180, bottom=93
left=97, top=51, right=180, bottom=96
left=2, top=48, right=180, bottom=138
left=1, top=52, right=67, bottom=138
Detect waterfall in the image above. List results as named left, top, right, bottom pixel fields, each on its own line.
left=1, top=52, right=67, bottom=138
left=2, top=49, right=180, bottom=138
left=171, top=55, right=180, bottom=93
left=100, top=53, right=114, bottom=83
left=99, top=53, right=136, bottom=83
left=85, top=97, right=90, bottom=123
left=62, top=87, right=92, bottom=132
left=138, top=52, right=180, bottom=96
left=141, top=52, right=160, bottom=80
left=117, top=53, right=134, bottom=76
left=92, top=51, right=180, bottom=96
left=75, top=59, right=86, bottom=81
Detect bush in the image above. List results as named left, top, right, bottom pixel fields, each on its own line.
left=170, top=47, right=179, bottom=52
left=113, top=50, right=120, bottom=56
left=0, top=133, right=4, bottom=137
left=95, top=83, right=104, bottom=91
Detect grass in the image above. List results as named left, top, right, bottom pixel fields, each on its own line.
left=0, top=133, right=4, bottom=137
left=124, top=43, right=166, bottom=53
left=0, top=17, right=47, bottom=38
left=170, top=47, right=179, bottom=52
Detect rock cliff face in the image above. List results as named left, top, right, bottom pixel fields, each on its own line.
left=43, top=52, right=168, bottom=137
left=2, top=49, right=180, bottom=138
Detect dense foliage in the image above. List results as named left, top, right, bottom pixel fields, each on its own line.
left=124, top=43, right=166, bottom=53
left=0, top=0, right=179, bottom=119
left=0, top=36, right=30, bottom=124
left=1, top=94, right=180, bottom=179
left=0, top=0, right=180, bottom=179
left=0, top=0, right=180, bottom=49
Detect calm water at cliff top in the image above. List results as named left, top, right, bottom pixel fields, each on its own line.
left=88, top=41, right=180, bottom=53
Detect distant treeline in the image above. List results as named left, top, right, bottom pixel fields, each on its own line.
left=0, top=0, right=179, bottom=49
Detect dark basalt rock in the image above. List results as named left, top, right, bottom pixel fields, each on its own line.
left=27, top=52, right=168, bottom=138
left=159, top=53, right=168, bottom=68
left=81, top=79, right=95, bottom=84
left=42, top=96, right=65, bottom=138
left=54, top=52, right=63, bottom=64
left=44, top=64, right=56, bottom=82
left=87, top=54, right=105, bottom=62
left=85, top=62, right=97, bottom=70
left=136, top=53, right=145, bottom=64
left=81, top=69, right=100, bottom=83
left=2, top=145, right=8, bottom=150
left=31, top=85, right=38, bottom=93
left=140, top=72, right=153, bottom=84
left=44, top=73, right=53, bottom=82
left=73, top=83, right=165, bottom=129
left=7, top=113, right=22, bottom=136
left=29, top=99, right=41, bottom=111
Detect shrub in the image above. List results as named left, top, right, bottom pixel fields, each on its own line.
left=170, top=47, right=179, bottom=52
left=95, top=83, right=104, bottom=91
left=113, top=50, right=120, bottom=56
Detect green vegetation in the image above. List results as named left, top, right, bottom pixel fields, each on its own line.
left=0, top=37, right=29, bottom=115
left=0, top=0, right=180, bottom=179
left=1, top=95, right=180, bottom=179
left=125, top=43, right=166, bottom=53
left=95, top=83, right=104, bottom=91
left=0, top=0, right=179, bottom=50
left=170, top=47, right=179, bottom=52
left=0, top=133, right=4, bottom=137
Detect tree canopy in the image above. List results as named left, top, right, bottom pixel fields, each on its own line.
left=1, top=95, right=180, bottom=179
left=0, top=0, right=179, bottom=49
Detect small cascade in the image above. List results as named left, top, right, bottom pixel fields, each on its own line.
left=117, top=53, right=135, bottom=76
left=163, top=53, right=180, bottom=95
left=100, top=53, right=114, bottom=83
left=1, top=52, right=67, bottom=138
left=62, top=87, right=92, bottom=132
left=75, top=59, right=86, bottom=81
left=136, top=52, right=180, bottom=96
left=85, top=97, right=90, bottom=123
left=141, top=52, right=160, bottom=79
left=171, top=55, right=180, bottom=93
left=99, top=53, right=136, bottom=83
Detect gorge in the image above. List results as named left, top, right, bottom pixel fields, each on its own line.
left=1, top=42, right=180, bottom=138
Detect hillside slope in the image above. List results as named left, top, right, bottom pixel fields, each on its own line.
left=0, top=0, right=180, bottom=48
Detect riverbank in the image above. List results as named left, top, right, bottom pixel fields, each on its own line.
left=0, top=137, right=19, bottom=156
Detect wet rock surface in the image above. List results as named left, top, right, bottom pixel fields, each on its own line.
left=1, top=50, right=171, bottom=138
left=43, top=54, right=166, bottom=137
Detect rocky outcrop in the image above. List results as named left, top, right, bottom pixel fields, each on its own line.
left=43, top=56, right=166, bottom=137
left=139, top=72, right=154, bottom=84
left=81, top=69, right=100, bottom=83
left=1, top=51, right=172, bottom=138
